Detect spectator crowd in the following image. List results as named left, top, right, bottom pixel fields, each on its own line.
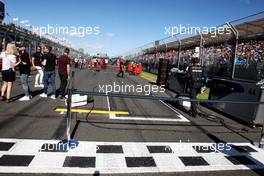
left=134, top=39, right=264, bottom=80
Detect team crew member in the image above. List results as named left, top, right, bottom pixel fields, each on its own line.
left=18, top=46, right=32, bottom=101
left=256, top=56, right=264, bottom=86
left=128, top=62, right=133, bottom=74
left=0, top=44, right=20, bottom=103
left=187, top=58, right=203, bottom=118
left=74, top=58, right=78, bottom=68
left=32, top=46, right=44, bottom=88
left=57, top=48, right=71, bottom=99
left=79, top=57, right=84, bottom=69
left=40, top=46, right=57, bottom=99
left=99, top=58, right=104, bottom=70
left=88, top=59, right=94, bottom=71
left=117, top=59, right=124, bottom=78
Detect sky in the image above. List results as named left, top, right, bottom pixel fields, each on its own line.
left=3, top=0, right=264, bottom=56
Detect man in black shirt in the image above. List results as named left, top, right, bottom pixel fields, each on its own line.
left=57, top=48, right=71, bottom=99
left=32, top=46, right=44, bottom=88
left=18, top=46, right=32, bottom=101
left=187, top=58, right=203, bottom=118
left=39, top=45, right=57, bottom=99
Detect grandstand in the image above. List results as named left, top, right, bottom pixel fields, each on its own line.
left=127, top=12, right=264, bottom=126
left=129, top=12, right=264, bottom=81
left=0, top=22, right=85, bottom=60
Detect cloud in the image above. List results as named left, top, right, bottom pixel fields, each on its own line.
left=85, top=43, right=105, bottom=50
left=106, top=32, right=115, bottom=37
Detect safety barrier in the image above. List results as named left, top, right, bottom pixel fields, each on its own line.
left=64, top=70, right=264, bottom=148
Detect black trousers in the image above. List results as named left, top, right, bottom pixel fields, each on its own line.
left=189, top=87, right=199, bottom=115
left=59, top=74, right=68, bottom=97
left=117, top=69, right=124, bottom=78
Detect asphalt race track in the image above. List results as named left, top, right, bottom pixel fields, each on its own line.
left=0, top=66, right=263, bottom=176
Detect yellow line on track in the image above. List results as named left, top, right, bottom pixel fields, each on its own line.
left=55, top=108, right=129, bottom=115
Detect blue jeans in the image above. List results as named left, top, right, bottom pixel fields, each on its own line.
left=43, top=71, right=56, bottom=96
left=20, top=74, right=31, bottom=96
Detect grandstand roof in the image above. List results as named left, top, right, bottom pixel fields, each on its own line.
left=142, top=16, right=264, bottom=54
left=235, top=18, right=264, bottom=38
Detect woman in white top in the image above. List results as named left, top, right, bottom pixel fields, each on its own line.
left=0, top=43, right=21, bottom=103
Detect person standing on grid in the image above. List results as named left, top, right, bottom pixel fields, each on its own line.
left=57, top=48, right=71, bottom=100
left=32, top=46, right=44, bottom=88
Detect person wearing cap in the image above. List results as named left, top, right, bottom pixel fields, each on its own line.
left=18, top=46, right=32, bottom=101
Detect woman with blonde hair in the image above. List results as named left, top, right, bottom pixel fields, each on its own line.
left=0, top=43, right=20, bottom=103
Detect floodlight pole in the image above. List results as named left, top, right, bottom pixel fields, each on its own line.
left=226, top=22, right=239, bottom=80
left=165, top=42, right=168, bottom=59
left=173, top=34, right=181, bottom=68
left=3, top=30, right=7, bottom=50
left=199, top=33, right=205, bottom=66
